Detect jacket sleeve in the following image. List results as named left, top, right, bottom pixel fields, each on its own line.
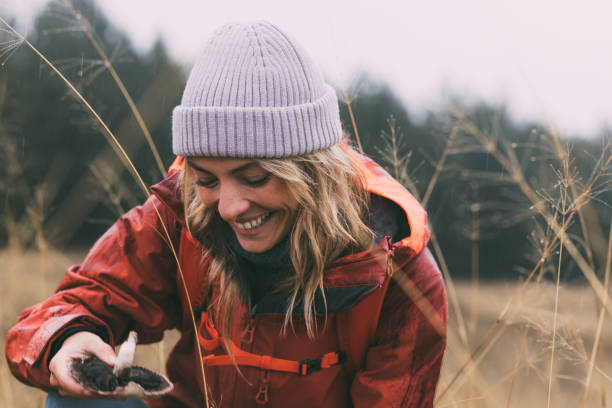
left=4, top=194, right=181, bottom=389
left=350, top=248, right=448, bottom=408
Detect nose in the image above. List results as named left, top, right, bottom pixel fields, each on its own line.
left=216, top=183, right=249, bottom=221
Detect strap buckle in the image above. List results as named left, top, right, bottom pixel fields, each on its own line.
left=299, top=357, right=322, bottom=376
left=299, top=351, right=346, bottom=376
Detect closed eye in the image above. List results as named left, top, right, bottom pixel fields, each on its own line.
left=244, top=174, right=270, bottom=187
left=196, top=178, right=218, bottom=188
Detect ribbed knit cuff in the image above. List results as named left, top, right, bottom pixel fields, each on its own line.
left=172, top=85, right=342, bottom=157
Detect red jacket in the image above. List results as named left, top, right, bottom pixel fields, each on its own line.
left=5, top=154, right=447, bottom=407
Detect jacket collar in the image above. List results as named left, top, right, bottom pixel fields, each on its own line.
left=150, top=164, right=185, bottom=223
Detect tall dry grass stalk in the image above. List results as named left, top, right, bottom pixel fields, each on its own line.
left=0, top=16, right=211, bottom=408
left=547, top=156, right=571, bottom=408
left=378, top=118, right=470, bottom=347
left=547, top=215, right=563, bottom=408
left=469, top=185, right=480, bottom=339
left=372, top=97, right=610, bottom=407
left=580, top=220, right=612, bottom=407
left=59, top=0, right=166, bottom=177
left=2, top=6, right=611, bottom=407
left=453, top=109, right=612, bottom=314
left=342, top=86, right=364, bottom=154
left=431, top=109, right=612, bottom=406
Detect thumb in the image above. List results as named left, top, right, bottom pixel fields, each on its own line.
left=89, top=339, right=117, bottom=367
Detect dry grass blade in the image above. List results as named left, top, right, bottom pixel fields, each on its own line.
left=0, top=37, right=23, bottom=65
left=387, top=115, right=401, bottom=180
left=423, top=126, right=468, bottom=346
left=0, top=17, right=140, bottom=192
left=548, top=168, right=570, bottom=408
left=61, top=0, right=166, bottom=177
left=422, top=126, right=457, bottom=208
left=435, top=224, right=566, bottom=404
left=453, top=108, right=612, bottom=318
left=580, top=220, right=612, bottom=407
left=437, top=108, right=611, bottom=406
left=376, top=118, right=469, bottom=346
left=464, top=317, right=509, bottom=404
left=544, top=116, right=602, bottom=270
left=429, top=232, right=469, bottom=346
left=446, top=257, right=560, bottom=403
left=0, top=17, right=211, bottom=408
left=595, top=367, right=612, bottom=382
left=547, top=221, right=564, bottom=408
left=481, top=347, right=551, bottom=401
left=342, top=87, right=364, bottom=154
left=469, top=190, right=480, bottom=338
left=443, top=329, right=495, bottom=405
left=505, top=321, right=533, bottom=408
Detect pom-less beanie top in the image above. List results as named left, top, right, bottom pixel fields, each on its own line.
left=172, top=21, right=342, bottom=158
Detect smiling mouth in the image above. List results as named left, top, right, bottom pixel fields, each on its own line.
left=234, top=212, right=272, bottom=231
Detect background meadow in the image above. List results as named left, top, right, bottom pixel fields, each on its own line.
left=1, top=1, right=611, bottom=407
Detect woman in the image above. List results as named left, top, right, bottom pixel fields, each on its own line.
left=6, top=21, right=447, bottom=407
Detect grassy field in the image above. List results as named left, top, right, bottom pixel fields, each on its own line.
left=2, top=248, right=611, bottom=407
left=0, top=248, right=181, bottom=408
left=443, top=283, right=612, bottom=407
left=1, top=5, right=611, bottom=407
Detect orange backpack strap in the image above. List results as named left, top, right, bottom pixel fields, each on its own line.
left=194, top=274, right=391, bottom=378
left=336, top=274, right=392, bottom=376
left=202, top=349, right=346, bottom=376
left=197, top=311, right=345, bottom=376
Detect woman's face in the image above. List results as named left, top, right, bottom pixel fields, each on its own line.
left=188, top=157, right=298, bottom=253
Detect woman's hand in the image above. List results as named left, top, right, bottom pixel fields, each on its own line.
left=49, top=331, right=118, bottom=399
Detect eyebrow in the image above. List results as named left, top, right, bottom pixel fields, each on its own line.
left=187, top=160, right=260, bottom=175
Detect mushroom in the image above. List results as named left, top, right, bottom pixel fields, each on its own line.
left=70, top=331, right=173, bottom=399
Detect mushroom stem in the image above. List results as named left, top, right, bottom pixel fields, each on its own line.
left=113, top=331, right=137, bottom=376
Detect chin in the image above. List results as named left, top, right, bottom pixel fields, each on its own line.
left=237, top=239, right=273, bottom=254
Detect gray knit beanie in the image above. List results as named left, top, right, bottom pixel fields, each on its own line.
left=172, top=21, right=342, bottom=158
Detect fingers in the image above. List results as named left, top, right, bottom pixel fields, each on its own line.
left=49, top=371, right=58, bottom=387
left=49, top=368, right=95, bottom=399
left=50, top=360, right=125, bottom=400
left=62, top=331, right=116, bottom=364
left=49, top=331, right=119, bottom=399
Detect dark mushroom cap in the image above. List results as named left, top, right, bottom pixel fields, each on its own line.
left=71, top=356, right=173, bottom=399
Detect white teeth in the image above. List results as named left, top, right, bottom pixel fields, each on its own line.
left=235, top=213, right=270, bottom=230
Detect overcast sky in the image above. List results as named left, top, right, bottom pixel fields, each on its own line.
left=2, top=0, right=611, bottom=138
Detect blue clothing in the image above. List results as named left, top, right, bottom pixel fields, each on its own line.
left=45, top=390, right=148, bottom=408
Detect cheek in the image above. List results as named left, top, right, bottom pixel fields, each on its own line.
left=262, top=181, right=298, bottom=211
left=275, top=187, right=299, bottom=218
left=196, top=187, right=215, bottom=207
left=280, top=183, right=299, bottom=212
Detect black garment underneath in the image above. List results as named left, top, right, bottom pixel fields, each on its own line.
left=223, top=193, right=410, bottom=314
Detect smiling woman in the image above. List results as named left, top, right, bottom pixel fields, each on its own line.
left=6, top=20, right=448, bottom=408
left=186, top=157, right=298, bottom=253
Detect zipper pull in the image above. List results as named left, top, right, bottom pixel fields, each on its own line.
left=255, top=370, right=270, bottom=405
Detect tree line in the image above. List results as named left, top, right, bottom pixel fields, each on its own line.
left=1, top=0, right=610, bottom=280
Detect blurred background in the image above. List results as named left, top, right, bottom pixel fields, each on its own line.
left=1, top=0, right=611, bottom=407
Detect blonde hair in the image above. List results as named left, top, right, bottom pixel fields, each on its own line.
left=181, top=143, right=374, bottom=347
